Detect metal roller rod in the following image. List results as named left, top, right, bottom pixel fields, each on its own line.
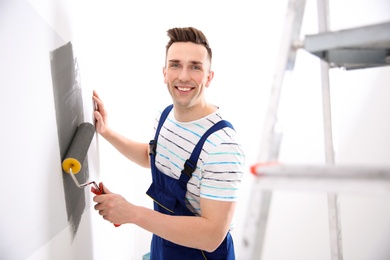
left=69, top=167, right=100, bottom=192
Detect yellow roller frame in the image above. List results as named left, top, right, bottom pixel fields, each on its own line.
left=62, top=158, right=82, bottom=174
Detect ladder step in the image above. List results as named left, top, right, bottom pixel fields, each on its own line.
left=250, top=163, right=390, bottom=193
left=303, top=21, right=390, bottom=70
left=251, top=163, right=390, bottom=179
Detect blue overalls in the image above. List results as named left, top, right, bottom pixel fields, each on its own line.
left=146, top=105, right=236, bottom=260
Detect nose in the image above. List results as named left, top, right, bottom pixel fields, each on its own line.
left=178, top=68, right=190, bottom=82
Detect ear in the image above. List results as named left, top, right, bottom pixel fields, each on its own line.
left=163, top=66, right=167, bottom=84
left=206, top=70, right=214, bottom=87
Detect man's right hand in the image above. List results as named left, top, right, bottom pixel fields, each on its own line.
left=92, top=90, right=109, bottom=136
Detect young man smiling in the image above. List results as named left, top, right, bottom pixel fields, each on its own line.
left=92, top=27, right=245, bottom=260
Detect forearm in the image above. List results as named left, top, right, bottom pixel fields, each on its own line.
left=101, top=127, right=150, bottom=168
left=129, top=198, right=235, bottom=252
left=94, top=187, right=236, bottom=252
left=132, top=206, right=226, bottom=252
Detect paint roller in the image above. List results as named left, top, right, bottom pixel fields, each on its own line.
left=61, top=122, right=100, bottom=191
left=62, top=122, right=120, bottom=227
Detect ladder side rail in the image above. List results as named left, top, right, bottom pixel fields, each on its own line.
left=317, top=0, right=344, bottom=259
left=239, top=0, right=307, bottom=259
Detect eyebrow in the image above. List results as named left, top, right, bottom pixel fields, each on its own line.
left=168, top=59, right=204, bottom=65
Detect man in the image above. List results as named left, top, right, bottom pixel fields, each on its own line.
left=92, top=27, right=245, bottom=259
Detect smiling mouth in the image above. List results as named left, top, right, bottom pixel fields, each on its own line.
left=176, top=86, right=192, bottom=92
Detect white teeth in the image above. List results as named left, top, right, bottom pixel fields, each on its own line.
left=178, top=87, right=191, bottom=92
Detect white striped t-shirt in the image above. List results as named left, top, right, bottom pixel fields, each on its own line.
left=152, top=106, right=245, bottom=217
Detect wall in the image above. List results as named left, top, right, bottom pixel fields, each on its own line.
left=0, top=0, right=99, bottom=259
left=0, top=0, right=389, bottom=259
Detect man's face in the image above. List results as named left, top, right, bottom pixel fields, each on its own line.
left=163, top=42, right=213, bottom=110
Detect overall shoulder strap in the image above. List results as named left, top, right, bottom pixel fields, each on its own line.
left=182, top=120, right=234, bottom=177
left=154, top=104, right=173, bottom=139
left=149, top=104, right=173, bottom=156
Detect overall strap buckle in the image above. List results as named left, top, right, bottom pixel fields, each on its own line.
left=149, top=140, right=156, bottom=156
left=182, top=159, right=196, bottom=177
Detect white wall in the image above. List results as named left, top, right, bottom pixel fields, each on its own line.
left=1, top=0, right=389, bottom=259
left=1, top=1, right=102, bottom=259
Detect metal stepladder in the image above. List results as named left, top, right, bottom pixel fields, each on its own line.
left=239, top=0, right=390, bottom=259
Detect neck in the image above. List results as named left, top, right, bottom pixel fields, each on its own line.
left=173, top=103, right=217, bottom=122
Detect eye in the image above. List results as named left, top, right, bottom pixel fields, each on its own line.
left=190, top=61, right=203, bottom=70
left=169, top=62, right=180, bottom=68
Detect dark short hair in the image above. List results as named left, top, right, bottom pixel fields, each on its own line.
left=165, top=27, right=212, bottom=62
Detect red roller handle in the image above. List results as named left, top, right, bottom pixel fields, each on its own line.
left=91, top=182, right=121, bottom=227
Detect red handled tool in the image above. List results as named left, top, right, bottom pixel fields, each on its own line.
left=61, top=123, right=120, bottom=227
left=91, top=182, right=121, bottom=227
